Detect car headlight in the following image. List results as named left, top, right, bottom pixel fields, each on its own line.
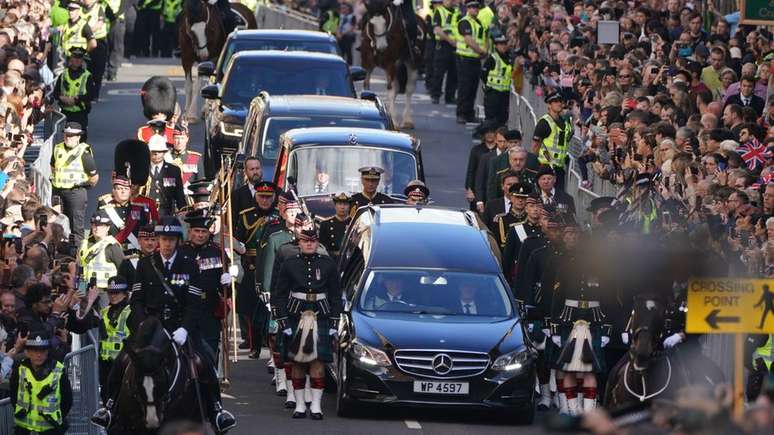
left=491, top=349, right=533, bottom=372
left=350, top=340, right=391, bottom=367
left=219, top=121, right=244, bottom=137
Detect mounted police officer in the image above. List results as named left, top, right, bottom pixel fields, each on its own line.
left=10, top=330, right=73, bottom=435
left=141, top=134, right=186, bottom=217
left=50, top=122, right=99, bottom=246
left=182, top=209, right=230, bottom=361
left=80, top=210, right=124, bottom=295
left=81, top=0, right=109, bottom=98
left=350, top=166, right=395, bottom=215
left=455, top=0, right=487, bottom=124
left=532, top=93, right=572, bottom=191
left=481, top=33, right=513, bottom=126
left=272, top=227, right=342, bottom=420
left=318, top=193, right=352, bottom=260
left=493, top=182, right=531, bottom=251
left=54, top=47, right=96, bottom=138
left=430, top=0, right=458, bottom=105
left=117, top=224, right=158, bottom=288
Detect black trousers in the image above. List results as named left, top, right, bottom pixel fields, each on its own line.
left=424, top=38, right=435, bottom=86
left=554, top=166, right=566, bottom=192
left=456, top=56, right=480, bottom=119
left=483, top=89, right=509, bottom=126
left=159, top=20, right=179, bottom=57
left=107, top=18, right=125, bottom=78
left=338, top=34, right=355, bottom=65
left=124, top=6, right=136, bottom=57
left=55, top=186, right=88, bottom=247
left=89, top=39, right=108, bottom=98
left=431, top=43, right=457, bottom=102
left=134, top=8, right=161, bottom=56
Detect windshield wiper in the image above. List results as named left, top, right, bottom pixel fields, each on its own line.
left=410, top=308, right=454, bottom=315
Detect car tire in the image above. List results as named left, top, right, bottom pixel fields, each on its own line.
left=336, top=359, right=359, bottom=417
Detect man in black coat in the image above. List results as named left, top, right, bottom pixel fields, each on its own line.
left=724, top=75, right=765, bottom=117
left=230, top=157, right=263, bottom=228
left=535, top=166, right=576, bottom=216
left=141, top=134, right=186, bottom=216
left=349, top=167, right=394, bottom=214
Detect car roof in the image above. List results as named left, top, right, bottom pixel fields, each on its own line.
left=232, top=50, right=346, bottom=63
left=229, top=29, right=337, bottom=43
left=264, top=95, right=385, bottom=118
left=366, top=206, right=500, bottom=273
left=282, top=127, right=416, bottom=151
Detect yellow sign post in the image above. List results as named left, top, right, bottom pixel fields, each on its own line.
left=687, top=278, right=774, bottom=421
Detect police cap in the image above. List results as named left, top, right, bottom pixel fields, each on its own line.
left=464, top=0, right=481, bottom=7
left=403, top=180, right=429, bottom=199
left=106, top=275, right=130, bottom=293
left=155, top=216, right=184, bottom=237
left=68, top=47, right=87, bottom=59
left=544, top=93, right=564, bottom=104
left=63, top=122, right=83, bottom=136
left=25, top=330, right=52, bottom=350
left=66, top=2, right=82, bottom=10
left=493, top=34, right=508, bottom=44
left=91, top=210, right=111, bottom=226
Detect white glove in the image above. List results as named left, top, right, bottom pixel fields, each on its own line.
left=551, top=336, right=561, bottom=347
left=329, top=328, right=338, bottom=337
left=259, top=292, right=271, bottom=304
left=282, top=328, right=292, bottom=336
left=621, top=332, right=629, bottom=345
left=207, top=0, right=217, bottom=4
left=663, top=333, right=683, bottom=348
left=228, top=265, right=239, bottom=277
left=392, top=0, right=403, bottom=5
left=601, top=336, right=610, bottom=348
left=172, top=327, right=188, bottom=346
left=220, top=273, right=231, bottom=285
left=541, top=329, right=551, bottom=338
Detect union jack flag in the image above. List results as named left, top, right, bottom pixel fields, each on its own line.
left=737, top=138, right=771, bottom=172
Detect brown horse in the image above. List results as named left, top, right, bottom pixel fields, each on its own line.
left=361, top=0, right=426, bottom=129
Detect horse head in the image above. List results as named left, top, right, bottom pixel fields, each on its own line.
left=124, top=317, right=176, bottom=429
left=628, top=295, right=666, bottom=371
left=185, top=0, right=212, bottom=60
left=365, top=0, right=394, bottom=52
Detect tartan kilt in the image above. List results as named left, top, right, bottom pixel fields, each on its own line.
left=526, top=319, right=559, bottom=364
left=278, top=302, right=335, bottom=363
left=553, top=321, right=606, bottom=374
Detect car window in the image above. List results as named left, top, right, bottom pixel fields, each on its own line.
left=285, top=146, right=417, bottom=197
left=219, top=40, right=339, bottom=77
left=262, top=117, right=385, bottom=160
left=357, top=270, right=512, bottom=317
left=222, top=60, right=352, bottom=105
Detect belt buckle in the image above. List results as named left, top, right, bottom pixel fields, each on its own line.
left=306, top=293, right=314, bottom=302
left=579, top=300, right=589, bottom=309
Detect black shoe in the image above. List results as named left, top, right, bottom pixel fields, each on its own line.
left=431, top=97, right=440, bottom=104
left=292, top=411, right=307, bottom=419
left=311, top=412, right=323, bottom=420
left=445, top=97, right=456, bottom=104
left=248, top=350, right=260, bottom=359
left=285, top=401, right=296, bottom=409
left=456, top=116, right=466, bottom=124
left=90, top=407, right=112, bottom=428
left=214, top=409, right=236, bottom=432
left=465, top=116, right=478, bottom=124
left=238, top=342, right=250, bottom=350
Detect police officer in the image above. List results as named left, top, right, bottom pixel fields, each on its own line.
left=50, top=122, right=98, bottom=246
left=81, top=0, right=109, bottom=98
left=142, top=134, right=186, bottom=216
left=318, top=193, right=352, bottom=259
left=493, top=182, right=531, bottom=251
left=53, top=48, right=96, bottom=137
left=134, top=0, right=162, bottom=57
left=319, top=0, right=339, bottom=34
left=502, top=191, right=542, bottom=284
left=430, top=0, right=458, bottom=105
left=532, top=93, right=572, bottom=191
left=481, top=34, right=513, bottom=126
left=166, top=127, right=204, bottom=190
left=183, top=209, right=230, bottom=361
left=10, top=330, right=73, bottom=435
left=272, top=227, right=342, bottom=420
left=96, top=276, right=132, bottom=402
left=455, top=0, right=487, bottom=124
left=160, top=0, right=182, bottom=57
left=80, top=210, right=124, bottom=293
left=350, top=167, right=395, bottom=214
left=404, top=180, right=430, bottom=205
left=117, top=224, right=158, bottom=288
left=60, top=3, right=96, bottom=59
left=105, top=0, right=126, bottom=81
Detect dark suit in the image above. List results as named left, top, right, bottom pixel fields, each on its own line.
left=486, top=151, right=540, bottom=201
left=725, top=93, right=765, bottom=117
left=474, top=149, right=497, bottom=202
left=143, top=162, right=186, bottom=216
left=231, top=184, right=255, bottom=228
left=541, top=189, right=576, bottom=216
left=483, top=197, right=508, bottom=233
left=465, top=143, right=492, bottom=203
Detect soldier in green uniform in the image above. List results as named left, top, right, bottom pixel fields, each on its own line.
left=502, top=191, right=543, bottom=285
left=493, top=182, right=531, bottom=251
left=350, top=166, right=395, bottom=216
left=318, top=193, right=352, bottom=260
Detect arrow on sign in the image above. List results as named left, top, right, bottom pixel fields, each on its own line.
left=705, top=309, right=741, bottom=329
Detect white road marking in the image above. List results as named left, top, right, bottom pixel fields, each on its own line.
left=404, top=420, right=422, bottom=429
left=221, top=393, right=236, bottom=399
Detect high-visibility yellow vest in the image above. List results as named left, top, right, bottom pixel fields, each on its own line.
left=322, top=10, right=339, bottom=34
left=486, top=50, right=512, bottom=92
left=14, top=362, right=65, bottom=432
left=477, top=5, right=494, bottom=33
left=455, top=15, right=485, bottom=58
left=60, top=68, right=91, bottom=113
left=241, top=0, right=258, bottom=12
left=61, top=18, right=89, bottom=54
left=80, top=236, right=119, bottom=288
left=756, top=335, right=773, bottom=370
left=434, top=6, right=459, bottom=42
left=100, top=304, right=131, bottom=361
left=51, top=0, right=69, bottom=27
left=537, top=113, right=571, bottom=168
left=105, top=0, right=124, bottom=20
left=83, top=3, right=108, bottom=39
left=162, top=0, right=182, bottom=24
left=138, top=0, right=162, bottom=11
left=52, top=142, right=90, bottom=188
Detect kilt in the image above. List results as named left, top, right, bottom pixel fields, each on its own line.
left=554, top=320, right=606, bottom=374
left=278, top=301, right=335, bottom=363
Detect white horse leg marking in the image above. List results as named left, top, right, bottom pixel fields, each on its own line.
left=402, top=65, right=417, bottom=129
left=143, top=376, right=160, bottom=428
left=190, top=22, right=209, bottom=60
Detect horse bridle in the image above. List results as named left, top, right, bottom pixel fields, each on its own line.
left=366, top=6, right=394, bottom=49
left=185, top=4, right=211, bottom=51
left=129, top=329, right=182, bottom=415
left=623, top=324, right=672, bottom=402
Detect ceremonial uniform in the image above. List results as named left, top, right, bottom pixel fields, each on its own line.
left=318, top=216, right=349, bottom=259
left=349, top=191, right=394, bottom=212
left=115, top=196, right=159, bottom=247
left=502, top=219, right=541, bottom=285
left=137, top=121, right=176, bottom=144
left=166, top=149, right=204, bottom=189
left=142, top=161, right=186, bottom=217
left=493, top=209, right=526, bottom=250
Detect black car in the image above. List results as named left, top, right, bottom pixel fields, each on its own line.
left=272, top=128, right=424, bottom=217
left=335, top=205, right=537, bottom=423
left=239, top=94, right=394, bottom=184
left=200, top=50, right=366, bottom=176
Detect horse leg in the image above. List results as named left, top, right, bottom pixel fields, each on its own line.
left=401, top=65, right=417, bottom=130
left=364, top=67, right=372, bottom=91
left=386, top=67, right=399, bottom=127
left=184, top=69, right=194, bottom=121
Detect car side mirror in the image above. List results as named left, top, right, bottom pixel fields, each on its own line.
left=201, top=84, right=219, bottom=100
left=360, top=90, right=377, bottom=101
left=350, top=66, right=366, bottom=82
left=197, top=61, right=216, bottom=77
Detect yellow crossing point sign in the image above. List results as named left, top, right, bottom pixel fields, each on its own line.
left=687, top=278, right=774, bottom=334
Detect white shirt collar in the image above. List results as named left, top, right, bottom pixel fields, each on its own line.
left=503, top=196, right=511, bottom=210
left=542, top=188, right=555, bottom=200
left=160, top=250, right=177, bottom=266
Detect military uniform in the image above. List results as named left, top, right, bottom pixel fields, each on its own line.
left=182, top=237, right=225, bottom=361
left=318, top=216, right=349, bottom=258
left=115, top=196, right=159, bottom=247
left=166, top=148, right=204, bottom=189
left=493, top=209, right=526, bottom=250
left=350, top=191, right=394, bottom=212
left=502, top=219, right=541, bottom=284
left=142, top=134, right=186, bottom=217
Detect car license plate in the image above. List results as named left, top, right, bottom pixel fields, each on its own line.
left=413, top=381, right=469, bottom=395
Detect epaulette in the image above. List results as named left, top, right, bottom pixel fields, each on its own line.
left=493, top=212, right=506, bottom=222
left=178, top=205, right=191, bottom=214
left=319, top=215, right=335, bottom=222
left=495, top=167, right=509, bottom=175
left=524, top=168, right=538, bottom=174
left=187, top=150, right=202, bottom=156
left=97, top=193, right=113, bottom=206
left=239, top=207, right=255, bottom=215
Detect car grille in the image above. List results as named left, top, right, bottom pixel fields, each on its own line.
left=393, top=349, right=490, bottom=379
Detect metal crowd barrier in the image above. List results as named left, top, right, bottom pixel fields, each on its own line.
left=0, top=343, right=101, bottom=435
left=255, top=3, right=318, bottom=30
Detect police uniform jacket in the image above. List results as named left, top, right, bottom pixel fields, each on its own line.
left=130, top=250, right=205, bottom=333
left=143, top=162, right=186, bottom=216
left=271, top=252, right=342, bottom=322
left=502, top=220, right=542, bottom=285
left=182, top=240, right=224, bottom=315
left=117, top=253, right=142, bottom=288
left=9, top=357, right=73, bottom=427
left=52, top=67, right=97, bottom=113
left=318, top=216, right=350, bottom=256
left=350, top=192, right=394, bottom=212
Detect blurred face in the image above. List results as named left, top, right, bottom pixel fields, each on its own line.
left=151, top=150, right=165, bottom=164
left=510, top=195, right=526, bottom=211
left=362, top=177, right=379, bottom=195
left=244, top=159, right=262, bottom=183
left=495, top=133, right=507, bottom=151
left=255, top=193, right=274, bottom=210
left=538, top=174, right=556, bottom=192
left=68, top=8, right=80, bottom=21
left=689, top=16, right=701, bottom=33
left=502, top=176, right=517, bottom=195
left=139, top=236, right=158, bottom=254
left=740, top=79, right=754, bottom=97
left=64, top=134, right=80, bottom=147
left=32, top=295, right=52, bottom=315
left=112, top=184, right=130, bottom=203
left=526, top=202, right=541, bottom=221
left=172, top=133, right=189, bottom=152
left=334, top=201, right=351, bottom=217
left=107, top=291, right=127, bottom=305
left=299, top=238, right=318, bottom=255
left=764, top=186, right=774, bottom=210
left=316, top=170, right=329, bottom=185
left=25, top=348, right=48, bottom=367
left=467, top=5, right=479, bottom=17
left=710, top=52, right=724, bottom=71
left=284, top=207, right=301, bottom=228
left=189, top=227, right=209, bottom=245
left=703, top=156, right=718, bottom=173
left=723, top=106, right=736, bottom=127
left=720, top=73, right=735, bottom=89
left=1, top=293, right=15, bottom=314
left=508, top=151, right=527, bottom=172
left=563, top=229, right=580, bottom=248
left=92, top=223, right=109, bottom=239
left=158, top=235, right=178, bottom=257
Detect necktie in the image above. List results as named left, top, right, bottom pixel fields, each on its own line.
left=464, top=303, right=471, bottom=314
left=154, top=166, right=160, bottom=178
left=164, top=260, right=171, bottom=271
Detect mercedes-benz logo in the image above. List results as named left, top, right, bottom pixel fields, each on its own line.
left=431, top=353, right=453, bottom=375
